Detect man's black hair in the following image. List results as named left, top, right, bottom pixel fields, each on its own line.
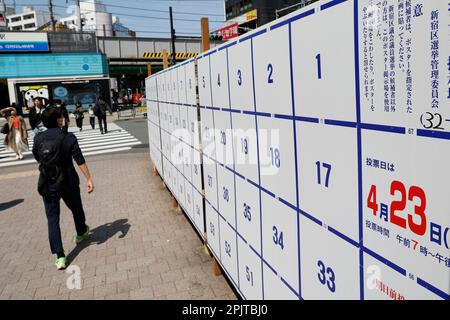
left=42, top=107, right=62, bottom=129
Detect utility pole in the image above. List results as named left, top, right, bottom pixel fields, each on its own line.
left=75, top=0, right=82, bottom=32
left=169, top=6, right=176, bottom=66
left=48, top=0, right=56, bottom=32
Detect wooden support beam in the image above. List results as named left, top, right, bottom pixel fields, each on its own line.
left=201, top=17, right=210, bottom=53
left=162, top=49, right=169, bottom=69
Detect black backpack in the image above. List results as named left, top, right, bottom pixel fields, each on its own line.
left=37, top=132, right=66, bottom=196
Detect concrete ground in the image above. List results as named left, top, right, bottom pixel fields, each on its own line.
left=0, top=133, right=237, bottom=300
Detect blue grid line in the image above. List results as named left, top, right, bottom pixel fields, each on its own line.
left=324, top=119, right=357, bottom=128
left=298, top=209, right=323, bottom=227
left=278, top=196, right=297, bottom=212
left=417, top=129, right=450, bottom=140
left=321, top=0, right=348, bottom=11
left=361, top=123, right=406, bottom=134
left=241, top=29, right=267, bottom=42
left=416, top=277, right=450, bottom=300
left=271, top=8, right=315, bottom=30
left=362, top=246, right=406, bottom=276
left=295, top=116, right=319, bottom=123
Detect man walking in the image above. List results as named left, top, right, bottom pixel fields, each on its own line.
left=28, top=97, right=47, bottom=134
left=32, top=108, right=94, bottom=270
left=94, top=97, right=112, bottom=134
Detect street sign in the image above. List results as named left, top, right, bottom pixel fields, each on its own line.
left=0, top=32, right=49, bottom=52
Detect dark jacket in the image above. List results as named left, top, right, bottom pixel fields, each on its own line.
left=32, top=128, right=86, bottom=191
left=28, top=106, right=46, bottom=130
left=94, top=99, right=112, bottom=117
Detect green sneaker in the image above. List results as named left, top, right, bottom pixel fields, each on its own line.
left=75, top=225, right=90, bottom=244
left=55, top=257, right=67, bottom=270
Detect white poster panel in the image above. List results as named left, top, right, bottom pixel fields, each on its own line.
left=203, top=158, right=219, bottom=211
left=185, top=61, right=197, bottom=106
left=362, top=130, right=450, bottom=298
left=296, top=121, right=359, bottom=242
left=359, top=0, right=449, bottom=133
left=219, top=217, right=239, bottom=284
left=198, top=56, right=212, bottom=107
left=193, top=189, right=205, bottom=238
left=292, top=0, right=356, bottom=121
left=217, top=165, right=236, bottom=226
left=206, top=202, right=221, bottom=258
left=231, top=113, right=259, bottom=184
left=228, top=40, right=254, bottom=112
left=261, top=192, right=299, bottom=293
left=235, top=175, right=261, bottom=255
left=253, top=25, right=292, bottom=116
left=299, top=215, right=360, bottom=300
left=262, top=264, right=299, bottom=300
left=363, top=253, right=440, bottom=300
left=238, top=237, right=263, bottom=300
left=210, top=49, right=230, bottom=109
left=258, top=117, right=296, bottom=206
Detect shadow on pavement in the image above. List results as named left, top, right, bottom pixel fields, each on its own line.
left=0, top=199, right=24, bottom=211
left=66, top=218, right=131, bottom=264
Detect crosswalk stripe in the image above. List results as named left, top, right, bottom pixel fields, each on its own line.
left=0, top=123, right=142, bottom=169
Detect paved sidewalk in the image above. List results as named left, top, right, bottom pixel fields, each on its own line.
left=0, top=151, right=237, bottom=300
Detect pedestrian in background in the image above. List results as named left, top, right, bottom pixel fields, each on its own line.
left=4, top=108, right=28, bottom=160
left=32, top=107, right=94, bottom=270
left=29, top=97, right=47, bottom=134
left=88, top=104, right=96, bottom=130
left=54, top=100, right=70, bottom=133
left=73, top=103, right=84, bottom=132
left=94, top=97, right=112, bottom=134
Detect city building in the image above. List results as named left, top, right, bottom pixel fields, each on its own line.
left=220, top=0, right=318, bottom=38
left=6, top=6, right=57, bottom=31
left=60, top=0, right=135, bottom=37
left=0, top=32, right=110, bottom=113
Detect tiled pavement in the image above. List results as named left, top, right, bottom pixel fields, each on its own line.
left=0, top=151, right=237, bottom=300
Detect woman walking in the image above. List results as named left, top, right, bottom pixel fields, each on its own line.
left=73, top=103, right=84, bottom=131
left=4, top=108, right=28, bottom=160
left=88, top=105, right=96, bottom=130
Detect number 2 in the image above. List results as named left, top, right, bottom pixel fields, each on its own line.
left=267, top=64, right=273, bottom=84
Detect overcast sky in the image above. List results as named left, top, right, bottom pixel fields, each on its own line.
left=6, top=0, right=226, bottom=37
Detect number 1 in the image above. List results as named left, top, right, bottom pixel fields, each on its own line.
left=316, top=54, right=322, bottom=79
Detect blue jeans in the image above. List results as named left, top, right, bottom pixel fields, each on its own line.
left=43, top=185, right=87, bottom=255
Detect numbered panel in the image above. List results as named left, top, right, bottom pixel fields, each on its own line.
left=201, top=108, right=216, bottom=160
left=258, top=117, right=296, bottom=205
left=206, top=202, right=221, bottom=258
left=261, top=192, right=299, bottom=292
left=297, top=121, right=359, bottom=241
left=214, top=110, right=235, bottom=166
left=228, top=40, right=254, bottom=112
left=362, top=130, right=450, bottom=297
left=185, top=60, right=197, bottom=106
left=177, top=65, right=187, bottom=105
left=193, top=189, right=205, bottom=238
left=219, top=217, right=239, bottom=284
left=299, top=215, right=360, bottom=299
left=262, top=263, right=299, bottom=300
left=210, top=49, right=230, bottom=109
left=217, top=165, right=236, bottom=226
left=253, top=25, right=292, bottom=116
left=184, top=179, right=194, bottom=219
left=203, top=158, right=218, bottom=211
left=363, top=253, right=440, bottom=300
left=235, top=175, right=261, bottom=254
left=191, top=149, right=203, bottom=193
left=238, top=238, right=263, bottom=300
left=198, top=56, right=212, bottom=107
left=231, top=113, right=259, bottom=184
left=292, top=0, right=356, bottom=121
